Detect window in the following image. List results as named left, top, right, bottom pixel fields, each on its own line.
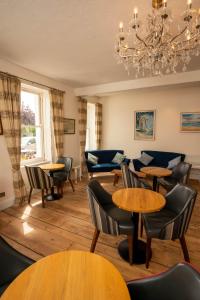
left=85, top=103, right=96, bottom=150
left=21, top=90, right=43, bottom=162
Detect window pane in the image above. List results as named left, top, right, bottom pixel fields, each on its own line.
left=21, top=91, right=43, bottom=161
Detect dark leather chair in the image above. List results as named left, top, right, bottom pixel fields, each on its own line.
left=127, top=262, right=200, bottom=300
left=25, top=166, right=54, bottom=208
left=142, top=184, right=197, bottom=268
left=87, top=180, right=134, bottom=264
left=157, top=162, right=192, bottom=192
left=53, top=157, right=75, bottom=195
left=121, top=163, right=151, bottom=190
left=0, top=236, right=35, bottom=296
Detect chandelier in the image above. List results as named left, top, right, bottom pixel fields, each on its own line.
left=115, top=0, right=200, bottom=77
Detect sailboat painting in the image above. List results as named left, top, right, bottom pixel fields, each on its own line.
left=135, top=110, right=155, bottom=140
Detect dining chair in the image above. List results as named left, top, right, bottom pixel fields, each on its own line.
left=142, top=183, right=197, bottom=268
left=53, top=157, right=75, bottom=196
left=121, top=163, right=152, bottom=237
left=127, top=262, right=200, bottom=300
left=121, top=163, right=152, bottom=189
left=87, top=180, right=135, bottom=264
left=157, top=162, right=192, bottom=192
left=0, top=235, right=35, bottom=296
left=25, top=166, right=54, bottom=208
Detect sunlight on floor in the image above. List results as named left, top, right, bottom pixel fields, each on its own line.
left=23, top=222, right=34, bottom=235
left=32, top=200, right=42, bottom=207
left=21, top=205, right=32, bottom=220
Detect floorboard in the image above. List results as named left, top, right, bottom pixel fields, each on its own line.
left=0, top=174, right=199, bottom=281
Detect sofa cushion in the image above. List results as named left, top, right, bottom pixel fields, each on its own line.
left=90, top=163, right=120, bottom=173
left=88, top=153, right=98, bottom=165
left=112, top=152, right=126, bottom=164
left=168, top=156, right=181, bottom=169
left=138, top=152, right=154, bottom=166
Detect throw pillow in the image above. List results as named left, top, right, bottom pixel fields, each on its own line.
left=168, top=156, right=181, bottom=169
left=112, top=152, right=126, bottom=164
left=88, top=153, right=98, bottom=165
left=138, top=152, right=154, bottom=166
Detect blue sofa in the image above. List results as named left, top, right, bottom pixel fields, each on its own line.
left=85, top=150, right=129, bottom=175
left=133, top=150, right=185, bottom=171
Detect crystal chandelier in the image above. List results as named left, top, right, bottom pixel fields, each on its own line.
left=115, top=0, right=200, bottom=77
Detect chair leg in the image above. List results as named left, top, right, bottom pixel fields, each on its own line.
left=69, top=178, right=75, bottom=192
left=179, top=236, right=190, bottom=262
left=41, top=189, right=45, bottom=208
left=127, top=234, right=133, bottom=265
left=146, top=237, right=152, bottom=269
left=90, top=229, right=100, bottom=253
left=28, top=187, right=33, bottom=205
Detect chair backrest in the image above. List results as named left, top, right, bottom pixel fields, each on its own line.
left=25, top=166, right=53, bottom=189
left=171, top=162, right=192, bottom=184
left=87, top=180, right=120, bottom=235
left=121, top=163, right=147, bottom=188
left=57, top=157, right=73, bottom=175
left=160, top=184, right=197, bottom=239
left=127, top=262, right=200, bottom=300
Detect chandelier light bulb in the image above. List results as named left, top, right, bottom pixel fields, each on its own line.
left=133, top=7, right=138, bottom=18
left=119, top=22, right=124, bottom=31
left=163, top=0, right=167, bottom=7
left=187, top=0, right=192, bottom=9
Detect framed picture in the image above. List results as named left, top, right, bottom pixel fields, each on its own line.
left=64, top=118, right=75, bottom=134
left=134, top=110, right=156, bottom=140
left=0, top=117, right=3, bottom=135
left=180, top=112, right=200, bottom=132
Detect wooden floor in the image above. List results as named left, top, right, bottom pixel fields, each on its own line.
left=0, top=174, right=200, bottom=281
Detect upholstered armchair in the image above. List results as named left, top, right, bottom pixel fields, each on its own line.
left=87, top=180, right=134, bottom=264
left=121, top=163, right=151, bottom=189
left=53, top=157, right=74, bottom=195
left=25, top=166, right=54, bottom=208
left=127, top=262, right=200, bottom=300
left=142, top=184, right=197, bottom=268
left=157, top=162, right=192, bottom=192
left=0, top=236, right=34, bottom=296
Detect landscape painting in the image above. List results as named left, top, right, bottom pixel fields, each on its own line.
left=180, top=112, right=200, bottom=132
left=135, top=110, right=155, bottom=140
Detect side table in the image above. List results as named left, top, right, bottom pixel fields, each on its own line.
left=72, top=165, right=82, bottom=184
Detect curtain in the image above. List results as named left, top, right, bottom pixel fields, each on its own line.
left=78, top=98, right=87, bottom=174
left=95, top=103, right=102, bottom=149
left=50, top=89, right=64, bottom=158
left=0, top=74, right=27, bottom=205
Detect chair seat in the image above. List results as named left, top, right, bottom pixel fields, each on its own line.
left=158, top=177, right=179, bottom=190
left=142, top=209, right=177, bottom=238
left=0, top=236, right=34, bottom=292
left=106, top=205, right=134, bottom=234
left=53, top=172, right=68, bottom=184
left=0, top=282, right=9, bottom=296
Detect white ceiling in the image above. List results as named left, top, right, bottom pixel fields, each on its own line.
left=0, top=0, right=200, bottom=87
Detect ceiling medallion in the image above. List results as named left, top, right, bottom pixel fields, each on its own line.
left=115, top=0, right=200, bottom=77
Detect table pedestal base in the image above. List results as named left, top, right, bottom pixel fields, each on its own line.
left=118, top=239, right=152, bottom=264
left=45, top=193, right=62, bottom=201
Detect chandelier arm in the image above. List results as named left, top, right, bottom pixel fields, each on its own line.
left=136, top=34, right=149, bottom=48
left=170, top=26, right=188, bottom=43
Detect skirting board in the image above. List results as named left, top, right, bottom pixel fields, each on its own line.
left=0, top=196, right=15, bottom=211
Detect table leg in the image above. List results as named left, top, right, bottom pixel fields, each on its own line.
left=117, top=212, right=152, bottom=264
left=113, top=174, right=119, bottom=186
left=153, top=176, right=158, bottom=191
left=46, top=172, right=62, bottom=201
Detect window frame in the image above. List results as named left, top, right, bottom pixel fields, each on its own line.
left=20, top=87, right=45, bottom=166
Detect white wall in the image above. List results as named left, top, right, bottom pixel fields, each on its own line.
left=100, top=85, right=200, bottom=163
left=0, top=59, right=79, bottom=210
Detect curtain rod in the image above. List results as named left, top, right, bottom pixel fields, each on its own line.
left=0, top=71, right=65, bottom=93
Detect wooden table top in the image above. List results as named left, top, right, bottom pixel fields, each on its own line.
left=1, top=250, right=131, bottom=300
left=112, top=188, right=166, bottom=213
left=40, top=163, right=65, bottom=171
left=111, top=169, right=146, bottom=178
left=141, top=166, right=172, bottom=178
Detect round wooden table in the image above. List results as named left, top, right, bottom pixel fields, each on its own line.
left=1, top=250, right=131, bottom=300
left=141, top=166, right=172, bottom=191
left=112, top=188, right=166, bottom=264
left=111, top=169, right=146, bottom=186
left=40, top=163, right=65, bottom=200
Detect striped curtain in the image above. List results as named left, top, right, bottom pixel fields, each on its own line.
left=50, top=89, right=64, bottom=158
left=78, top=98, right=87, bottom=174
left=0, top=74, right=27, bottom=205
left=95, top=103, right=102, bottom=149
